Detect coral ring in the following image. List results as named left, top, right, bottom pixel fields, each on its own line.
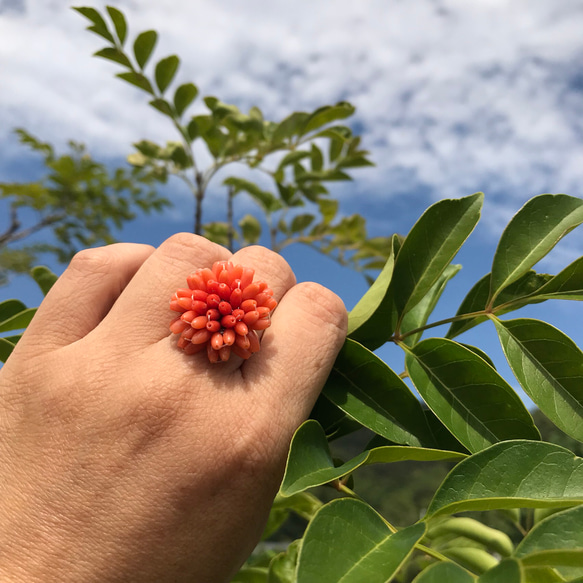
left=169, top=261, right=277, bottom=363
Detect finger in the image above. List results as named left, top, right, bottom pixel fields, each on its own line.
left=23, top=244, right=155, bottom=350
left=101, top=233, right=231, bottom=344
left=243, top=282, right=347, bottom=434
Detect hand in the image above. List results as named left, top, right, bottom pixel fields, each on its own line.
left=0, top=234, right=347, bottom=583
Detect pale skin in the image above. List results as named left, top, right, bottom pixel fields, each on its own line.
left=0, top=234, right=347, bottom=583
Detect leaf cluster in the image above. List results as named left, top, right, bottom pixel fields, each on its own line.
left=0, top=129, right=169, bottom=284
left=240, top=193, right=583, bottom=582
left=74, top=5, right=390, bottom=271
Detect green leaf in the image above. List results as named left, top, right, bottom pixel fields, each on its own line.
left=261, top=505, right=289, bottom=541
left=515, top=506, right=583, bottom=569
left=116, top=72, right=154, bottom=94
left=133, top=30, right=158, bottom=69
left=0, top=299, right=27, bottom=323
left=133, top=140, right=161, bottom=158
left=427, top=441, right=583, bottom=518
left=301, top=102, right=356, bottom=135
left=30, top=266, right=58, bottom=296
left=268, top=540, right=300, bottom=583
left=405, top=338, right=539, bottom=453
left=347, top=234, right=398, bottom=350
left=173, top=83, right=198, bottom=117
left=296, top=498, right=425, bottom=583
left=239, top=214, right=262, bottom=245
left=329, top=135, right=345, bottom=162
left=155, top=55, right=180, bottom=93
left=337, top=154, right=375, bottom=169
left=127, top=152, right=147, bottom=166
left=309, top=394, right=362, bottom=441
left=223, top=177, right=281, bottom=213
left=271, top=491, right=323, bottom=521
left=424, top=409, right=470, bottom=454
left=202, top=222, right=230, bottom=247
left=525, top=567, right=570, bottom=582
left=203, top=96, right=240, bottom=118
left=317, top=198, right=338, bottom=224
left=392, top=193, right=483, bottom=323
left=413, top=562, right=476, bottom=583
left=106, top=6, right=127, bottom=44
left=0, top=308, right=36, bottom=333
left=93, top=47, right=132, bottom=68
left=310, top=143, right=323, bottom=172
left=492, top=318, right=583, bottom=443
left=73, top=6, right=115, bottom=43
left=186, top=114, right=213, bottom=141
left=401, top=264, right=461, bottom=346
left=534, top=257, right=583, bottom=300
left=277, top=150, right=311, bottom=170
left=149, top=98, right=173, bottom=118
left=429, top=517, right=514, bottom=557
left=489, top=194, right=583, bottom=305
left=167, top=143, right=190, bottom=168
left=323, top=339, right=435, bottom=447
left=478, top=559, right=523, bottom=583
left=273, top=111, right=310, bottom=143
left=280, top=420, right=466, bottom=497
left=290, top=213, right=314, bottom=233
left=0, top=337, right=16, bottom=363
left=447, top=271, right=551, bottom=339
left=459, top=344, right=496, bottom=369
left=201, top=126, right=228, bottom=158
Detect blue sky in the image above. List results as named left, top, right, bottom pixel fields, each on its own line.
left=2, top=0, right=583, bottom=399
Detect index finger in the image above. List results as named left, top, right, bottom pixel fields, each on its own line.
left=100, top=233, right=231, bottom=345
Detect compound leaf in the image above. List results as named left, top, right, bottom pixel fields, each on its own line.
left=489, top=194, right=583, bottom=305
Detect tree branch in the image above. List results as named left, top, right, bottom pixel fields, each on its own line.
left=0, top=205, right=21, bottom=247
left=0, top=212, right=65, bottom=248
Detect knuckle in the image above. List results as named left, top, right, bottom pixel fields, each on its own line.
left=237, top=246, right=296, bottom=291
left=69, top=246, right=114, bottom=275
left=159, top=233, right=224, bottom=260
left=293, top=282, right=348, bottom=334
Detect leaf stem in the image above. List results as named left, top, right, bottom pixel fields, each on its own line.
left=415, top=543, right=454, bottom=564
left=396, top=309, right=489, bottom=341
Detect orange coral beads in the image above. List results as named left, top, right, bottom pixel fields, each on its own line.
left=169, top=261, right=277, bottom=362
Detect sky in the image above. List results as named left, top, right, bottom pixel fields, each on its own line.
left=2, top=0, right=583, bottom=401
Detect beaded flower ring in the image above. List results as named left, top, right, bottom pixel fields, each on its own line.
left=169, top=261, right=277, bottom=363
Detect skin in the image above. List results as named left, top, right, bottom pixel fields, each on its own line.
left=0, top=234, right=347, bottom=583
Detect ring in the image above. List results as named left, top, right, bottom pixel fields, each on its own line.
left=169, top=261, right=277, bottom=363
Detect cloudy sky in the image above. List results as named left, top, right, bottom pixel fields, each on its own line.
left=2, top=0, right=583, bottom=388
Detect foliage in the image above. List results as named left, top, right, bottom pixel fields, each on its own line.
left=0, top=129, right=169, bottom=285
left=74, top=6, right=391, bottom=272
left=246, top=192, right=583, bottom=582
left=5, top=192, right=583, bottom=582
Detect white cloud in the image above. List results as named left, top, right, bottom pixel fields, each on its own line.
left=2, top=0, right=583, bottom=262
